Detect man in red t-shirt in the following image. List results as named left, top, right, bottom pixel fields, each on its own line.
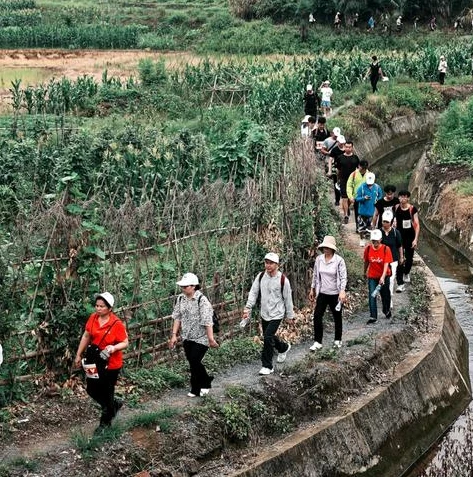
left=364, top=229, right=393, bottom=324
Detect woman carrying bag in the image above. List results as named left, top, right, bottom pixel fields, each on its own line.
left=74, top=292, right=128, bottom=433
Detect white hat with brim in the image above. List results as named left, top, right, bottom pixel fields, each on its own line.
left=332, top=127, right=341, bottom=137
left=337, top=135, right=346, bottom=144
left=318, top=235, right=337, bottom=251
left=97, top=292, right=115, bottom=308
left=264, top=252, right=280, bottom=264
left=302, top=115, right=312, bottom=122
left=382, top=210, right=394, bottom=222
left=176, top=273, right=199, bottom=287
left=370, top=229, right=382, bottom=241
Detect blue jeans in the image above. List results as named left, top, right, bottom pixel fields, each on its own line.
left=368, top=277, right=391, bottom=319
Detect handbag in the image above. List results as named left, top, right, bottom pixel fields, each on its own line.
left=83, top=320, right=117, bottom=377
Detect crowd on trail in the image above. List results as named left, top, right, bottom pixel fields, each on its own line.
left=306, top=11, right=473, bottom=33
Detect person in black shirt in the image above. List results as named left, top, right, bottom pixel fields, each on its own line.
left=365, top=55, right=385, bottom=93
left=304, top=84, right=320, bottom=117
left=372, top=184, right=400, bottom=229
left=335, top=140, right=360, bottom=224
left=393, top=190, right=420, bottom=290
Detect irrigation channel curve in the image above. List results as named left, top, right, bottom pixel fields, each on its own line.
left=374, top=143, right=473, bottom=476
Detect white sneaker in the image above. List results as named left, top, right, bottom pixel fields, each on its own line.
left=359, top=239, right=366, bottom=247
left=187, top=392, right=197, bottom=398
left=258, top=367, right=274, bottom=375
left=396, top=284, right=405, bottom=293
left=200, top=389, right=210, bottom=396
left=309, top=341, right=323, bottom=351
left=403, top=274, right=411, bottom=283
left=333, top=340, right=342, bottom=349
left=277, top=343, right=291, bottom=363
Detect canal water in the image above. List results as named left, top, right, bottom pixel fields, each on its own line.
left=373, top=141, right=473, bottom=477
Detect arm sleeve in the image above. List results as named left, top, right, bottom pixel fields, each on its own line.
left=245, top=275, right=261, bottom=311
left=198, top=296, right=214, bottom=327
left=283, top=279, right=295, bottom=319
left=338, top=257, right=348, bottom=291
left=172, top=297, right=182, bottom=322
left=311, top=256, right=319, bottom=290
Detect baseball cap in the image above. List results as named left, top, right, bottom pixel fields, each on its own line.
left=370, top=229, right=382, bottom=241
left=306, top=84, right=313, bottom=91
left=264, top=252, right=280, bottom=264
left=382, top=210, right=394, bottom=222
left=96, top=292, right=114, bottom=308
left=337, top=135, right=346, bottom=144
left=176, top=273, right=199, bottom=287
left=365, top=172, right=375, bottom=185
left=332, top=127, right=341, bottom=137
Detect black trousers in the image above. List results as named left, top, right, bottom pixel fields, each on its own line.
left=183, top=340, right=213, bottom=395
left=370, top=76, right=379, bottom=93
left=86, top=367, right=121, bottom=425
left=261, top=319, right=289, bottom=369
left=313, top=293, right=342, bottom=343
left=439, top=72, right=445, bottom=85
left=397, top=237, right=415, bottom=284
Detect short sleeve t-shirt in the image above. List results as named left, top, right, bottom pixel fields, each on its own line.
left=320, top=87, right=333, bottom=102
left=85, top=313, right=128, bottom=370
left=394, top=204, right=418, bottom=239
left=381, top=228, right=402, bottom=262
left=336, top=154, right=360, bottom=182
left=364, top=244, right=393, bottom=279
left=375, top=197, right=400, bottom=228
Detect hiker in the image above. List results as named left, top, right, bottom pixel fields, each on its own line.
left=347, top=159, right=370, bottom=232
left=319, top=80, right=333, bottom=117
left=304, top=84, right=320, bottom=117
left=170, top=273, right=218, bottom=398
left=396, top=16, right=403, bottom=32
left=321, top=127, right=342, bottom=206
left=438, top=55, right=447, bottom=85
left=430, top=16, right=437, bottom=31
left=365, top=55, right=385, bottom=93
left=74, top=292, right=128, bottom=433
left=308, top=236, right=347, bottom=350
left=355, top=172, right=383, bottom=247
left=380, top=210, right=403, bottom=307
left=393, top=190, right=420, bottom=289
left=334, top=11, right=342, bottom=29
left=364, top=230, right=393, bottom=324
left=334, top=139, right=360, bottom=225
left=367, top=15, right=375, bottom=31
left=309, top=13, right=315, bottom=24
left=242, top=252, right=294, bottom=375
left=301, top=115, right=313, bottom=137
left=372, top=184, right=400, bottom=229
left=312, top=116, right=330, bottom=159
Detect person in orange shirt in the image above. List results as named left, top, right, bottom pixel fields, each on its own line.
left=364, top=230, right=393, bottom=324
left=74, top=292, right=128, bottom=432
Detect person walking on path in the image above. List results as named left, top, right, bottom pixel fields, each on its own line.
left=243, top=252, right=295, bottom=375
left=364, top=230, right=393, bottom=324
left=319, top=80, right=333, bottom=117
left=438, top=56, right=447, bottom=85
left=74, top=292, right=129, bottom=433
left=365, top=55, right=385, bottom=93
left=355, top=172, right=383, bottom=246
left=304, top=84, right=320, bottom=117
left=380, top=210, right=404, bottom=307
left=394, top=190, right=420, bottom=288
left=170, top=273, right=219, bottom=398
left=371, top=184, right=400, bottom=229
left=321, top=127, right=342, bottom=206
left=334, top=139, right=360, bottom=224
left=346, top=159, right=370, bottom=232
left=308, top=236, right=347, bottom=350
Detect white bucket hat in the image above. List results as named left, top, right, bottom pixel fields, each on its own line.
left=96, top=292, right=115, bottom=308
left=264, top=252, right=280, bottom=264
left=176, top=273, right=199, bottom=287
left=318, top=235, right=337, bottom=251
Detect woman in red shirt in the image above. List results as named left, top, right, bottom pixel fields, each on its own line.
left=74, top=292, right=128, bottom=432
left=364, top=230, right=393, bottom=324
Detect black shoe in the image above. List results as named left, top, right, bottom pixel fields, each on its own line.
left=366, top=317, right=378, bottom=324
left=335, top=201, right=340, bottom=206
left=385, top=311, right=392, bottom=319
left=343, top=216, right=349, bottom=224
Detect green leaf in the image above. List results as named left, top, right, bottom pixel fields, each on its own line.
left=83, top=246, right=106, bottom=259
left=65, top=204, right=84, bottom=215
